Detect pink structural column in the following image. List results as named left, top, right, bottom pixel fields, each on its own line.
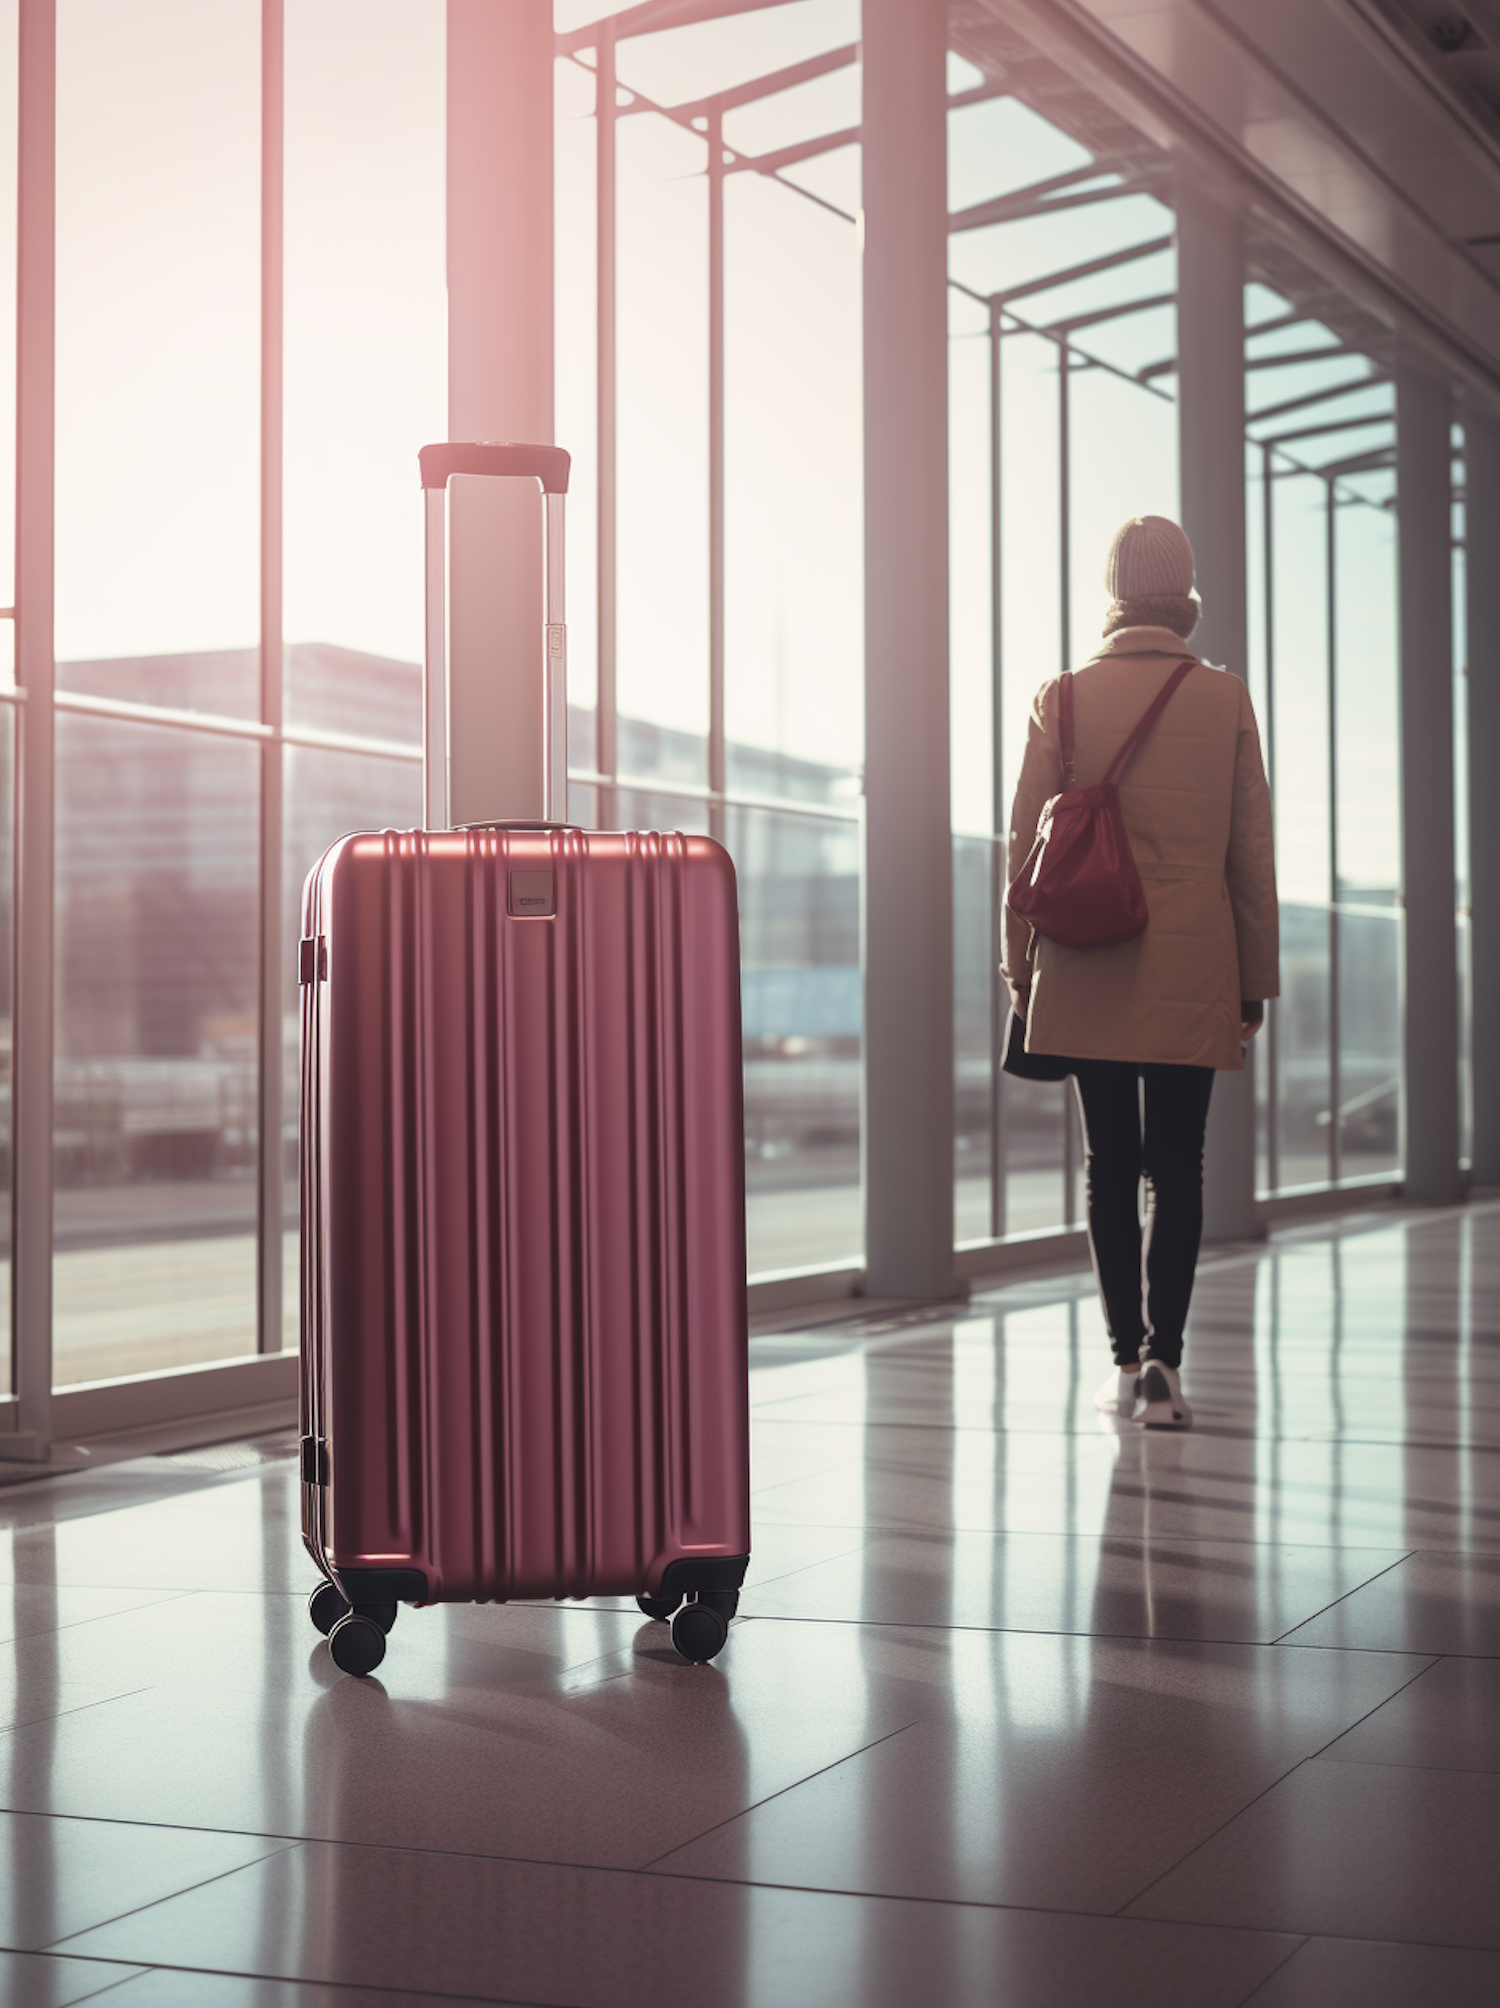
left=1177, top=178, right=1259, bottom=1242
left=1467, top=401, right=1500, bottom=1186
left=258, top=0, right=284, bottom=1353
left=445, top=0, right=555, bottom=826
left=1398, top=357, right=1462, bottom=1202
left=3, top=0, right=56, bottom=1459
left=861, top=0, right=955, bottom=1301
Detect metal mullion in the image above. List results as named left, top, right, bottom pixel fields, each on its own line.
left=258, top=0, right=284, bottom=1357
left=1326, top=476, right=1342, bottom=1188
left=1260, top=410, right=1395, bottom=448
left=724, top=125, right=859, bottom=179
left=1058, top=334, right=1076, bottom=1228
left=283, top=724, right=420, bottom=764
left=1042, top=290, right=1176, bottom=340
left=991, top=235, right=1174, bottom=311
left=1249, top=373, right=1390, bottom=427
left=707, top=101, right=725, bottom=845
left=51, top=689, right=272, bottom=741
left=1263, top=442, right=1280, bottom=1197
left=989, top=299, right=1005, bottom=1241
left=667, top=41, right=855, bottom=122
left=596, top=26, right=617, bottom=824
left=6, top=0, right=55, bottom=1458
left=947, top=179, right=1143, bottom=234
left=572, top=764, right=860, bottom=823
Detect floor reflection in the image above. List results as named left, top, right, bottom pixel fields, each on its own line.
left=0, top=1201, right=1497, bottom=2003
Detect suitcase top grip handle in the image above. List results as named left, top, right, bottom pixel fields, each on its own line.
left=419, top=441, right=571, bottom=495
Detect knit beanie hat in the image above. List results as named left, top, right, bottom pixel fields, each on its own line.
left=1105, top=515, right=1196, bottom=599
left=1102, top=515, right=1201, bottom=639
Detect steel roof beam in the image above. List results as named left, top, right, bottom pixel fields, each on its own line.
left=1247, top=372, right=1392, bottom=424
left=1042, top=289, right=1176, bottom=336
left=987, top=232, right=1175, bottom=308
left=948, top=177, right=1143, bottom=233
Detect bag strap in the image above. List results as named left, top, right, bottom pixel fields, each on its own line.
left=1101, top=658, right=1195, bottom=789
left=1058, top=672, right=1077, bottom=786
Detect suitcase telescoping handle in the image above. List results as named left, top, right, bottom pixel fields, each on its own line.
left=419, top=442, right=571, bottom=831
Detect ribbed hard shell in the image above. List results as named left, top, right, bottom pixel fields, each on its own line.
left=299, top=827, right=750, bottom=1604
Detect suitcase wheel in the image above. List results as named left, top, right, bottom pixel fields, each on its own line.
left=328, top=1611, right=387, bottom=1678
left=354, top=1602, right=398, bottom=1635
left=670, top=1596, right=730, bottom=1665
left=308, top=1581, right=351, bottom=1637
left=636, top=1591, right=680, bottom=1623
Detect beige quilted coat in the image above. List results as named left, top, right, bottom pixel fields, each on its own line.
left=1001, top=626, right=1280, bottom=1072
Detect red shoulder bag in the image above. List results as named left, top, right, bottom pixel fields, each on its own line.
left=1006, top=658, right=1195, bottom=950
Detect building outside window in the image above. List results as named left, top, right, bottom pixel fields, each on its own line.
left=0, top=0, right=1479, bottom=1433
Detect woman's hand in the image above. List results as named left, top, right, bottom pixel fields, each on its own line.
left=1241, top=1000, right=1265, bottom=1042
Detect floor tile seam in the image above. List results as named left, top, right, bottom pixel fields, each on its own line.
left=617, top=1860, right=1312, bottom=1935
left=0, top=1963, right=149, bottom=2008
left=1271, top=1435, right=1500, bottom=1453
left=1269, top=1549, right=1417, bottom=1643
left=752, top=1517, right=1440, bottom=1555
left=1274, top=1639, right=1480, bottom=1659
left=0, top=1468, right=285, bottom=1530
left=0, top=1800, right=1109, bottom=1891
left=0, top=1580, right=270, bottom=1596
left=746, top=1413, right=1128, bottom=1437
left=1303, top=1745, right=1500, bottom=1785
left=1296, top=1652, right=1444, bottom=1763
left=36, top=1837, right=306, bottom=1955
left=748, top=1468, right=844, bottom=1499
left=0, top=1685, right=154, bottom=1743
left=734, top=1539, right=870, bottom=1594
left=734, top=1610, right=1423, bottom=1650
left=760, top=1420, right=1500, bottom=1451
left=635, top=1718, right=922, bottom=1871
left=1109, top=1754, right=1322, bottom=1919
left=0, top=1588, right=197, bottom=1646
left=32, top=1961, right=151, bottom=2008
left=4, top=1944, right=555, bottom=2008
left=1233, top=1935, right=1313, bottom=2006
left=1120, top=1913, right=1500, bottom=1958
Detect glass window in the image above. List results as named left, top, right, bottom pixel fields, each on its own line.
left=53, top=716, right=259, bottom=1387
left=281, top=745, right=422, bottom=1348
left=729, top=803, right=860, bottom=1276
left=0, top=707, right=12, bottom=1396
left=949, top=69, right=1176, bottom=1244
left=723, top=156, right=862, bottom=800
left=954, top=833, right=997, bottom=1243
left=1248, top=295, right=1402, bottom=1198
left=614, top=106, right=709, bottom=786
left=55, top=0, right=261, bottom=716
left=0, top=0, right=15, bottom=626
left=283, top=0, right=445, bottom=742
left=555, top=51, right=598, bottom=776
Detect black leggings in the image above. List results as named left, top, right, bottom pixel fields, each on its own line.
left=1071, top=1060, right=1215, bottom=1372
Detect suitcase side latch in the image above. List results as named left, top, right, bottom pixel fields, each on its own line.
left=300, top=1435, right=329, bottom=1486
left=298, top=936, right=327, bottom=985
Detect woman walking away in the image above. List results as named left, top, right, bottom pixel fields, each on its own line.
left=1001, top=516, right=1279, bottom=1429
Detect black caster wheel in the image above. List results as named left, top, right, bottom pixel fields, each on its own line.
left=696, top=1589, right=739, bottom=1624
left=354, top=1602, right=398, bottom=1635
left=671, top=1599, right=729, bottom=1665
left=328, top=1611, right=386, bottom=1678
left=636, top=1591, right=679, bottom=1622
left=308, top=1581, right=350, bottom=1638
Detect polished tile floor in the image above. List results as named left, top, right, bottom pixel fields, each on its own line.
left=3, top=1200, right=1500, bottom=2005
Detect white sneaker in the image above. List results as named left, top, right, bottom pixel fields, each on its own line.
left=1135, top=1362, right=1192, bottom=1429
left=1094, top=1367, right=1140, bottom=1417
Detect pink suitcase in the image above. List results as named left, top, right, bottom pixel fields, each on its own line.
left=299, top=443, right=751, bottom=1677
